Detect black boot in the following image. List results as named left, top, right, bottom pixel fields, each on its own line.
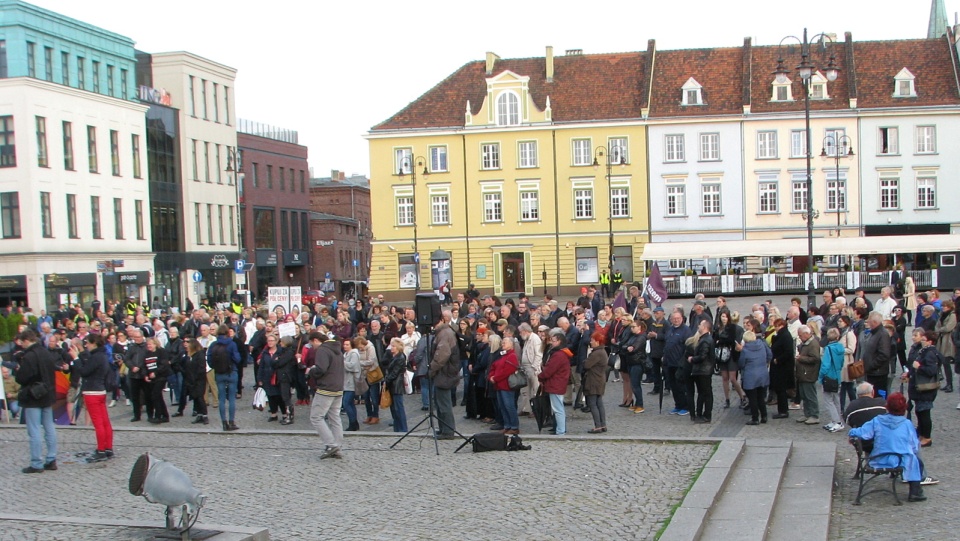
left=346, top=420, right=360, bottom=431
left=227, top=421, right=239, bottom=431
left=908, top=481, right=927, bottom=502
left=222, top=421, right=229, bottom=431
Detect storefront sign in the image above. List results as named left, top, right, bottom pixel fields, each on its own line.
left=283, top=250, right=307, bottom=267
left=315, top=240, right=334, bottom=247
left=45, top=273, right=97, bottom=287
left=0, top=275, right=26, bottom=288
left=256, top=250, right=278, bottom=267
left=211, top=254, right=229, bottom=268
left=138, top=85, right=172, bottom=106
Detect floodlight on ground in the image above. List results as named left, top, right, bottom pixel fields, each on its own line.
left=129, top=453, right=206, bottom=538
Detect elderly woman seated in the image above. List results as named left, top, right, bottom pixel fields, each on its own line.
left=848, top=392, right=926, bottom=502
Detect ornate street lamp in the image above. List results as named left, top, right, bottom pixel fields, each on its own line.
left=398, top=156, right=428, bottom=294
left=593, top=145, right=626, bottom=284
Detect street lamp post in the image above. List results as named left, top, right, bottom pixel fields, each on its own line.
left=398, top=155, right=428, bottom=294
left=820, top=134, right=854, bottom=239
left=225, top=147, right=247, bottom=292
left=775, top=29, right=839, bottom=308
left=593, top=145, right=625, bottom=283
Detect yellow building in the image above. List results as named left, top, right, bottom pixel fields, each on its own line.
left=367, top=49, right=651, bottom=300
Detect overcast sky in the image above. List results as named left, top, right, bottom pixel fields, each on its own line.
left=31, top=0, right=954, bottom=178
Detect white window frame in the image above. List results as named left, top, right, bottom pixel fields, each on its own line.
left=496, top=91, right=520, bottom=126
left=396, top=196, right=414, bottom=226
left=790, top=129, right=807, bottom=158
left=757, top=131, right=778, bottom=159
left=808, top=71, right=830, bottom=100
left=429, top=146, right=447, bottom=173
left=916, top=174, right=937, bottom=210
left=664, top=134, right=685, bottom=162
left=610, top=176, right=630, bottom=218
left=431, top=194, right=449, bottom=224
left=825, top=170, right=847, bottom=212
left=791, top=173, right=808, bottom=213
left=893, top=68, right=917, bottom=98
left=572, top=138, right=592, bottom=166
left=481, top=183, right=503, bottom=223
left=395, top=147, right=412, bottom=174
left=915, top=126, right=936, bottom=154
left=879, top=174, right=900, bottom=210
left=518, top=140, right=538, bottom=168
left=481, top=142, right=501, bottom=170
left=700, top=179, right=721, bottom=216
left=758, top=174, right=779, bottom=214
left=665, top=181, right=687, bottom=217
left=771, top=76, right=794, bottom=101
left=681, top=77, right=704, bottom=106
left=668, top=259, right=686, bottom=271
left=698, top=133, right=719, bottom=162
left=519, top=184, right=540, bottom=221
left=878, top=127, right=899, bottom=155
left=608, top=137, right=629, bottom=164
left=573, top=185, right=594, bottom=219
left=823, top=128, right=846, bottom=157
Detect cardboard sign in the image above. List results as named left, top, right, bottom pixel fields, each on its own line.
left=278, top=322, right=297, bottom=338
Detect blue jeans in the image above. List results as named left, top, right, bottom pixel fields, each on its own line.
left=216, top=371, right=238, bottom=422
left=24, top=407, right=57, bottom=469
left=390, top=393, right=407, bottom=432
left=341, top=390, right=357, bottom=426
left=167, top=372, right=182, bottom=405
left=497, top=390, right=519, bottom=430
left=549, top=393, right=566, bottom=435
left=366, top=383, right=381, bottom=418
left=628, top=365, right=646, bottom=408
left=461, top=359, right=471, bottom=398
left=420, top=376, right=430, bottom=409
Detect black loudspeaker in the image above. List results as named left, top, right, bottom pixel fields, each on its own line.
left=415, top=293, right=441, bottom=327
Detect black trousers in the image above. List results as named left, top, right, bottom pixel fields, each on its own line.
left=866, top=374, right=889, bottom=396
left=916, top=408, right=932, bottom=439
left=745, top=386, right=767, bottom=422
left=692, top=374, right=713, bottom=420
left=664, top=366, right=688, bottom=411
left=650, top=358, right=663, bottom=393
left=128, top=377, right=153, bottom=420
left=149, top=378, right=169, bottom=420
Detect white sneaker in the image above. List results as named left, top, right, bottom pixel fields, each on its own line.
left=956, top=403, right=960, bottom=410
left=108, top=400, right=116, bottom=408
left=125, top=399, right=131, bottom=406
left=828, top=423, right=844, bottom=432
left=921, top=477, right=939, bottom=486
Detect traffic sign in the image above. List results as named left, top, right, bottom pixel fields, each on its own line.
left=192, top=271, right=203, bottom=283
left=414, top=252, right=420, bottom=263
left=235, top=259, right=246, bottom=273
left=325, top=272, right=331, bottom=279
left=352, top=259, right=359, bottom=267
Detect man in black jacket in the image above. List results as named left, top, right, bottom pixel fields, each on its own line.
left=859, top=312, right=892, bottom=395
left=15, top=330, right=65, bottom=473
left=124, top=328, right=150, bottom=422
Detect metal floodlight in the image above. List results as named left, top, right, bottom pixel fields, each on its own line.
left=129, top=453, right=206, bottom=538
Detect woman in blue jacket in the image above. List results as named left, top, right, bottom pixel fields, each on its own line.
left=820, top=328, right=845, bottom=432
left=738, top=331, right=771, bottom=425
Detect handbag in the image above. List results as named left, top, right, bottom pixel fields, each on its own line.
left=915, top=370, right=940, bottom=392
left=403, top=369, right=415, bottom=395
left=847, top=359, right=865, bottom=380
left=251, top=387, right=268, bottom=411
left=380, top=386, right=392, bottom=408
left=508, top=362, right=527, bottom=391
left=366, top=364, right=384, bottom=385
left=822, top=376, right=839, bottom=394
left=714, top=347, right=731, bottom=363
left=607, top=352, right=620, bottom=370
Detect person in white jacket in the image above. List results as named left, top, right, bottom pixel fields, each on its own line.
left=517, top=323, right=543, bottom=416
left=875, top=286, right=898, bottom=321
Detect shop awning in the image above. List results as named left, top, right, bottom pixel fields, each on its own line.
left=639, top=234, right=960, bottom=260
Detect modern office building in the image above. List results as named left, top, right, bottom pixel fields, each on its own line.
left=309, top=172, right=370, bottom=297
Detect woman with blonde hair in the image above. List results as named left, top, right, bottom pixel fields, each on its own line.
left=355, top=336, right=379, bottom=425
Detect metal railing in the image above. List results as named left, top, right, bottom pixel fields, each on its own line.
left=647, top=269, right=936, bottom=297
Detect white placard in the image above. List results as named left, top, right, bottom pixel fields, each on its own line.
left=278, top=322, right=297, bottom=338
left=268, top=287, right=289, bottom=316
left=289, top=286, right=301, bottom=310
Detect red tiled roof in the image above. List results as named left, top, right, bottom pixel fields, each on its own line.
left=853, top=37, right=960, bottom=108
left=747, top=42, right=852, bottom=114
left=648, top=47, right=745, bottom=117
left=371, top=53, right=648, bottom=131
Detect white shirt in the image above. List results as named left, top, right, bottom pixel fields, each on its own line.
left=875, top=296, right=897, bottom=321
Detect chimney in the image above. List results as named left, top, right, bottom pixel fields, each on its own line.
left=338, top=171, right=346, bottom=181
left=485, top=51, right=500, bottom=75
left=546, top=45, right=554, bottom=82
left=330, top=169, right=340, bottom=182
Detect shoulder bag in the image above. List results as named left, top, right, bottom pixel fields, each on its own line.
left=847, top=359, right=865, bottom=380
left=366, top=363, right=384, bottom=385
left=507, top=359, right=528, bottom=391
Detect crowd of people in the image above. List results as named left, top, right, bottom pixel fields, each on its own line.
left=1, top=281, right=955, bottom=489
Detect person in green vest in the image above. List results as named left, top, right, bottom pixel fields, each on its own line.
left=611, top=270, right=624, bottom=297
left=124, top=297, right=139, bottom=317
left=599, top=269, right=611, bottom=300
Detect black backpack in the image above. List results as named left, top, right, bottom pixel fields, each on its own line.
left=209, top=342, right=232, bottom=374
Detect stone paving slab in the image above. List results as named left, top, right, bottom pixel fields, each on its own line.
left=0, top=515, right=268, bottom=541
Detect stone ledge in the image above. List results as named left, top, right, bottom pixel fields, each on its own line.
left=0, top=513, right=269, bottom=541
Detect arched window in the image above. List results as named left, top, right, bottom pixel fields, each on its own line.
left=496, top=91, right=520, bottom=126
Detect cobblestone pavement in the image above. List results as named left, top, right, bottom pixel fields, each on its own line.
left=0, top=428, right=713, bottom=541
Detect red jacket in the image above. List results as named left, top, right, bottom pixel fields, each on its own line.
left=489, top=349, right=519, bottom=391
left=538, top=347, right=572, bottom=395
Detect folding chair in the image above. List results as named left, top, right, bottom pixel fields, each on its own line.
left=851, top=436, right=906, bottom=506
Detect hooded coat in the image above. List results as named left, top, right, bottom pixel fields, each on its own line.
left=848, top=413, right=922, bottom=481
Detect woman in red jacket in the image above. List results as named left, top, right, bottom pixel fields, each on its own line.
left=538, top=332, right=572, bottom=435
left=489, top=336, right=521, bottom=434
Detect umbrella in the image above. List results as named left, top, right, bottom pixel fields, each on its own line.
left=530, top=390, right=554, bottom=433
left=658, top=364, right=665, bottom=414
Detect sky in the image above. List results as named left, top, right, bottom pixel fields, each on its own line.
left=30, top=0, right=954, bottom=178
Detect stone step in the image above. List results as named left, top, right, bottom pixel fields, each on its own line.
left=765, top=441, right=836, bottom=541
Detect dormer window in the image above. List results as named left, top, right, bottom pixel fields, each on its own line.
left=893, top=68, right=917, bottom=98
left=771, top=76, right=794, bottom=102
left=681, top=77, right=704, bottom=106
left=496, top=91, right=520, bottom=126
left=808, top=71, right=830, bottom=100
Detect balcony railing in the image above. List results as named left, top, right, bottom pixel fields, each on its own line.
left=646, top=269, right=938, bottom=298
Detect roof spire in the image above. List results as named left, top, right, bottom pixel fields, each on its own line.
left=928, top=0, right=948, bottom=38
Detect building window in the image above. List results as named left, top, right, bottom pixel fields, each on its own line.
left=575, top=247, right=599, bottom=283
left=91, top=196, right=101, bottom=239
left=106, top=65, right=114, bottom=96
left=699, top=133, right=719, bottom=161
left=224, top=86, right=230, bottom=125
left=808, top=71, right=830, bottom=100
left=395, top=147, right=413, bottom=174
left=76, top=57, right=85, bottom=89
left=110, top=130, right=120, bottom=175
left=681, top=77, right=704, bottom=105
left=893, top=68, right=916, bottom=97
left=398, top=254, right=417, bottom=289
left=790, top=130, right=807, bottom=158
left=195, top=203, right=202, bottom=244
left=190, top=140, right=198, bottom=180
left=572, top=139, right=592, bottom=166
left=212, top=83, right=219, bottom=122
left=431, top=195, right=449, bottom=224
left=757, top=131, right=778, bottom=159
left=481, top=143, right=500, bottom=170
left=915, top=126, right=936, bottom=154
left=279, top=166, right=285, bottom=191
left=701, top=181, right=721, bottom=215
left=520, top=190, right=539, bottom=221
left=266, top=164, right=273, bottom=188
left=62, top=121, right=73, bottom=170
left=396, top=196, right=413, bottom=226
left=91, top=60, right=100, bottom=93
left=40, top=191, right=52, bottom=237
left=113, top=197, right=123, bottom=239
left=666, top=183, right=686, bottom=216
left=215, top=144, right=222, bottom=183
left=229, top=205, right=236, bottom=244
left=66, top=193, right=78, bottom=238
left=880, top=176, right=900, bottom=209
left=496, top=91, right=520, bottom=126
left=253, top=208, right=275, bottom=248
left=823, top=128, right=846, bottom=157
left=878, top=127, right=899, bottom=155
left=483, top=191, right=503, bottom=222
left=60, top=51, right=69, bottom=85
left=135, top=199, right=144, bottom=239
left=218, top=205, right=225, bottom=244
left=206, top=204, right=214, bottom=244
left=35, top=116, right=47, bottom=167
left=791, top=175, right=808, bottom=213
left=518, top=141, right=538, bottom=168
left=611, top=187, right=629, bottom=218
left=771, top=76, right=793, bottom=101
left=609, top=137, right=628, bottom=164
left=0, top=116, right=14, bottom=167
left=758, top=175, right=779, bottom=213
left=203, top=142, right=210, bottom=182
left=429, top=146, right=447, bottom=172
left=300, top=170, right=305, bottom=193
left=131, top=134, right=141, bottom=178
left=26, top=42, right=35, bottom=77
left=120, top=68, right=127, bottom=99
left=574, top=188, right=593, bottom=219
left=188, top=76, right=196, bottom=116
left=43, top=46, right=52, bottom=81
left=250, top=162, right=259, bottom=187
left=916, top=176, right=936, bottom=209
left=0, top=192, right=19, bottom=238
left=826, top=172, right=846, bottom=212
left=664, top=134, right=685, bottom=162
left=86, top=126, right=98, bottom=173
left=201, top=79, right=208, bottom=119
left=0, top=41, right=5, bottom=78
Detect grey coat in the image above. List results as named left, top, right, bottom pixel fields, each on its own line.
left=935, top=311, right=956, bottom=359
left=738, top=340, right=772, bottom=390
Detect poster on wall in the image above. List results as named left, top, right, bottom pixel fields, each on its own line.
left=268, top=287, right=290, bottom=316
left=399, top=257, right=418, bottom=289
left=576, top=256, right=599, bottom=284
left=431, top=259, right=451, bottom=291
